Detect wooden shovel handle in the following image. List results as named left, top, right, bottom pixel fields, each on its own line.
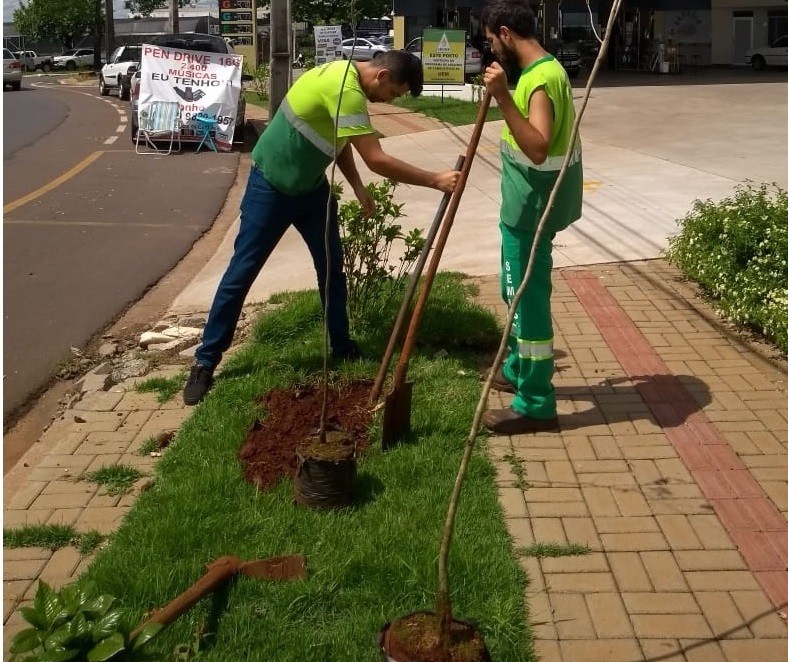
left=131, top=555, right=242, bottom=637
left=390, top=92, right=492, bottom=389
left=369, top=154, right=466, bottom=404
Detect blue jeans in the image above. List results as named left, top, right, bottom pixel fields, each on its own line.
left=195, top=166, right=352, bottom=369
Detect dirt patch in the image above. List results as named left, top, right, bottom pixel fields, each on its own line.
left=238, top=380, right=374, bottom=490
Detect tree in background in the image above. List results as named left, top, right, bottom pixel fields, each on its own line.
left=292, top=0, right=390, bottom=26
left=124, top=0, right=194, bottom=19
left=13, top=0, right=96, bottom=49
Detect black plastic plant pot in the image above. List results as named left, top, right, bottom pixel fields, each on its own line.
left=294, top=430, right=357, bottom=509
left=378, top=611, right=492, bottom=662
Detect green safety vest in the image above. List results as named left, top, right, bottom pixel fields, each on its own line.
left=500, top=55, right=583, bottom=232
left=252, top=61, right=375, bottom=195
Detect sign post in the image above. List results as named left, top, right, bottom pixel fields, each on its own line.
left=420, top=28, right=466, bottom=88
left=313, top=25, right=344, bottom=65
left=219, top=0, right=258, bottom=71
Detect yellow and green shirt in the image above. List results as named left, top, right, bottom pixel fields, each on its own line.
left=500, top=55, right=583, bottom=232
left=252, top=61, right=375, bottom=195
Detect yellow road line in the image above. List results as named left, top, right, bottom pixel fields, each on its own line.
left=3, top=151, right=104, bottom=214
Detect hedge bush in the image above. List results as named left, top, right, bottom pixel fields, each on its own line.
left=666, top=182, right=788, bottom=353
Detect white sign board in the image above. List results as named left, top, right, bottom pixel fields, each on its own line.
left=139, top=43, right=243, bottom=151
left=314, top=25, right=343, bottom=65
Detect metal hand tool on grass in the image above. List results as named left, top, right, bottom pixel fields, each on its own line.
left=131, top=554, right=306, bottom=637
left=380, top=92, right=492, bottom=448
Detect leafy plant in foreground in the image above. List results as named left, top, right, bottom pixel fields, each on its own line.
left=336, top=179, right=425, bottom=327
left=10, top=581, right=161, bottom=661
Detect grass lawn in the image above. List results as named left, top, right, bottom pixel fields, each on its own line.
left=78, top=274, right=536, bottom=661
left=393, top=94, right=503, bottom=125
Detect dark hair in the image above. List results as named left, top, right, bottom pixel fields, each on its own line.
left=371, top=50, right=424, bottom=97
left=481, top=0, right=537, bottom=40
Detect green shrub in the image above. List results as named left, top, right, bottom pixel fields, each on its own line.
left=666, top=183, right=788, bottom=352
left=10, top=581, right=161, bottom=661
left=336, top=179, right=425, bottom=327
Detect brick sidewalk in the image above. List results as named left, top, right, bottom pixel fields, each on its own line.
left=475, top=259, right=787, bottom=661
left=4, top=260, right=787, bottom=660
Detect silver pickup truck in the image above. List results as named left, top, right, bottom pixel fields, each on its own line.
left=13, top=50, right=53, bottom=72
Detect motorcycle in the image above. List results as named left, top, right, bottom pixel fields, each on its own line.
left=292, top=52, right=305, bottom=69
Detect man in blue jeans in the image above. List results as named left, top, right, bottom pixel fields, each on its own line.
left=184, top=51, right=460, bottom=405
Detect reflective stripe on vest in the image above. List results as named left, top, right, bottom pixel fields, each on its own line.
left=501, top=140, right=581, bottom=172
left=337, top=112, right=370, bottom=128
left=280, top=98, right=335, bottom=157
left=517, top=338, right=553, bottom=360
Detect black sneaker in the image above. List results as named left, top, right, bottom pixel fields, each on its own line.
left=331, top=340, right=362, bottom=361
left=183, top=364, right=214, bottom=405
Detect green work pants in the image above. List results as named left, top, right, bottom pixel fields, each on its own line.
left=499, top=222, right=557, bottom=419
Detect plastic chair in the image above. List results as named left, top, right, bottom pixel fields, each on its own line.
left=193, top=114, right=218, bottom=153
left=135, top=100, right=181, bottom=155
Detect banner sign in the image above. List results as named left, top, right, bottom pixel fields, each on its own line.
left=139, top=43, right=242, bottom=152
left=314, top=25, right=343, bottom=65
left=421, top=28, right=465, bottom=84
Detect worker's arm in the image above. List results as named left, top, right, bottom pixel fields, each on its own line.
left=335, top=143, right=375, bottom=217
left=484, top=62, right=553, bottom=165
left=349, top=133, right=460, bottom=193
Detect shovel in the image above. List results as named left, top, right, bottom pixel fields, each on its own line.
left=131, top=554, right=306, bottom=637
left=381, top=92, right=492, bottom=449
left=369, top=153, right=466, bottom=405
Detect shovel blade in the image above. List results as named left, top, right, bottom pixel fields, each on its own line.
left=239, top=554, right=307, bottom=581
left=381, top=381, right=413, bottom=450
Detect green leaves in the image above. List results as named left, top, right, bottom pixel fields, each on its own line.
left=666, top=182, right=788, bottom=353
left=338, top=179, right=425, bottom=328
left=10, top=581, right=161, bottom=662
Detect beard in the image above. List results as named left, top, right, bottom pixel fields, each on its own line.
left=496, top=41, right=522, bottom=84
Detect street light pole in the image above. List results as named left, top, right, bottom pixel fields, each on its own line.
left=169, top=0, right=180, bottom=34
left=269, top=0, right=292, bottom=116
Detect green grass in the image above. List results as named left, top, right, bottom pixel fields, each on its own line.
left=393, top=94, right=503, bottom=125
left=244, top=90, right=268, bottom=108
left=135, top=373, right=185, bottom=403
left=517, top=543, right=591, bottom=558
left=84, top=464, right=144, bottom=497
left=76, top=274, right=536, bottom=661
left=4, top=524, right=105, bottom=554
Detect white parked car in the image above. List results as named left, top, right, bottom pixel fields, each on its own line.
left=3, top=47, right=23, bottom=90
left=405, top=37, right=483, bottom=77
left=53, top=48, right=95, bottom=70
left=100, top=45, right=142, bottom=99
left=340, top=37, right=388, bottom=61
left=745, top=34, right=788, bottom=70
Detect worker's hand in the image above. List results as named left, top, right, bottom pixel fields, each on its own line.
left=353, top=184, right=376, bottom=218
left=431, top=169, right=461, bottom=193
left=483, top=62, right=509, bottom=100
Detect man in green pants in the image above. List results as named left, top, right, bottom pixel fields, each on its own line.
left=480, top=0, right=583, bottom=434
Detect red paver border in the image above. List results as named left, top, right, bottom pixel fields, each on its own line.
left=563, top=268, right=788, bottom=610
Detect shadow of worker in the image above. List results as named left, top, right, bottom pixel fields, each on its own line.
left=555, top=373, right=712, bottom=433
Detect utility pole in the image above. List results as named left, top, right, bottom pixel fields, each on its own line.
left=105, top=0, right=115, bottom=59
left=93, top=0, right=103, bottom=70
left=169, top=0, right=180, bottom=34
left=268, top=0, right=291, bottom=116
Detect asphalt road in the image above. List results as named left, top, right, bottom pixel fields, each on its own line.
left=2, top=78, right=240, bottom=420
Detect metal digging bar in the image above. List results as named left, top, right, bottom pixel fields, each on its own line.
left=380, top=92, right=492, bottom=449
left=130, top=554, right=306, bottom=638
left=369, top=153, right=466, bottom=405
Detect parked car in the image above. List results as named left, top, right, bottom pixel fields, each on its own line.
left=340, top=37, right=389, bottom=61
left=100, top=45, right=142, bottom=99
left=129, top=33, right=246, bottom=143
left=405, top=37, right=483, bottom=77
left=13, top=50, right=53, bottom=72
left=553, top=45, right=582, bottom=78
left=746, top=34, right=788, bottom=70
left=53, top=48, right=95, bottom=70
left=3, top=47, right=23, bottom=90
